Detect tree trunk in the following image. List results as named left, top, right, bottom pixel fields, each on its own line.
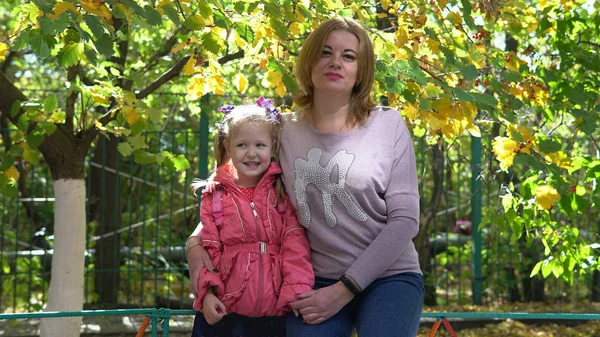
left=89, top=135, right=122, bottom=306
left=39, top=180, right=86, bottom=337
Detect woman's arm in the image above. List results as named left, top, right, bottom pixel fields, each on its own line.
left=186, top=225, right=216, bottom=295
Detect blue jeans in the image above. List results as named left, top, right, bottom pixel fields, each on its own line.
left=192, top=312, right=285, bottom=337
left=285, top=272, right=424, bottom=337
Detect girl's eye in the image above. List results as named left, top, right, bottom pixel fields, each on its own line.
left=257, top=143, right=267, bottom=148
left=236, top=143, right=246, bottom=148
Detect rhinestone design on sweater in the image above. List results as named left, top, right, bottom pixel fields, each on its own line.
left=294, top=148, right=368, bottom=227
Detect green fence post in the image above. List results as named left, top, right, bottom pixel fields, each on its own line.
left=471, top=135, right=483, bottom=305
left=199, top=95, right=210, bottom=179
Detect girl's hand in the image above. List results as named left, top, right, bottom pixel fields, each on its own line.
left=187, top=243, right=216, bottom=295
left=289, top=282, right=354, bottom=325
left=202, top=292, right=227, bottom=325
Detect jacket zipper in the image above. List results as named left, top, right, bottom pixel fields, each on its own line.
left=250, top=201, right=263, bottom=316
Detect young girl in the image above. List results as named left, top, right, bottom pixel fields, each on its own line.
left=188, top=97, right=314, bottom=337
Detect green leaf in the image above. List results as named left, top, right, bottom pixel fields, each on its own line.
left=162, top=4, right=180, bottom=24
left=146, top=108, right=162, bottom=124
left=537, top=17, right=552, bottom=33
left=537, top=136, right=562, bottom=153
left=118, top=142, right=133, bottom=157
left=38, top=16, right=55, bottom=34
left=541, top=259, right=553, bottom=278
left=461, top=65, right=478, bottom=81
left=502, top=71, right=522, bottom=82
left=64, top=28, right=80, bottom=44
left=32, top=0, right=53, bottom=13
left=23, top=149, right=41, bottom=165
left=474, top=92, right=498, bottom=107
left=454, top=88, right=474, bottom=102
left=385, top=76, right=406, bottom=94
left=42, top=121, right=57, bottom=135
left=29, top=29, right=53, bottom=58
left=11, top=101, right=22, bottom=117
left=198, top=1, right=212, bottom=18
left=95, top=34, right=114, bottom=57
left=44, top=94, right=58, bottom=113
left=59, top=43, right=82, bottom=67
left=201, top=32, right=225, bottom=54
left=530, top=261, right=543, bottom=277
left=183, top=15, right=205, bottom=30
left=213, top=10, right=230, bottom=29
left=83, top=15, right=106, bottom=39
left=0, top=182, right=18, bottom=198
left=11, top=30, right=30, bottom=51
left=234, top=22, right=255, bottom=43
left=127, top=135, right=148, bottom=149
left=164, top=153, right=190, bottom=171
left=27, top=132, right=46, bottom=148
left=133, top=150, right=158, bottom=164
left=144, top=5, right=162, bottom=26
left=84, top=44, right=98, bottom=65
left=269, top=18, right=288, bottom=40
left=120, top=0, right=145, bottom=16
left=53, top=12, right=71, bottom=33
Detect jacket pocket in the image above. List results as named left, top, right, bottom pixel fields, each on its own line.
left=221, top=253, right=252, bottom=302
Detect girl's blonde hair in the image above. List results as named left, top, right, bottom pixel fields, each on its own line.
left=192, top=103, right=286, bottom=202
left=293, top=17, right=376, bottom=126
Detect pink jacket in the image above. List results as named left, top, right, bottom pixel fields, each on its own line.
left=193, top=162, right=314, bottom=317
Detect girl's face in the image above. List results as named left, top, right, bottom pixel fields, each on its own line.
left=225, top=121, right=273, bottom=187
left=310, top=30, right=359, bottom=97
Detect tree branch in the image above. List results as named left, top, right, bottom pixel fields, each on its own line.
left=144, top=27, right=188, bottom=72
left=0, top=70, right=27, bottom=124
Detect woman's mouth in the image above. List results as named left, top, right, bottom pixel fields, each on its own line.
left=325, top=72, right=342, bottom=80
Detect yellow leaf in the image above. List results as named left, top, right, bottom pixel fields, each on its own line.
left=5, top=166, right=20, bottom=182
left=427, top=38, right=440, bottom=53
left=275, top=82, right=286, bottom=98
left=395, top=25, right=409, bottom=47
left=403, top=102, right=419, bottom=120
left=534, top=184, right=560, bottom=210
left=184, top=55, right=196, bottom=76
left=235, top=73, right=248, bottom=94
left=289, top=22, right=301, bottom=36
left=544, top=151, right=572, bottom=170
left=123, top=106, right=142, bottom=125
left=49, top=2, right=79, bottom=19
left=0, top=42, right=7, bottom=62
left=80, top=0, right=112, bottom=21
left=326, top=0, right=342, bottom=10
left=234, top=31, right=246, bottom=49
left=209, top=75, right=225, bottom=95
left=438, top=0, right=448, bottom=8
left=381, top=0, right=391, bottom=9
left=492, top=137, right=519, bottom=171
left=94, top=119, right=107, bottom=131
left=446, top=12, right=462, bottom=25
left=295, top=9, right=305, bottom=23
left=187, top=75, right=207, bottom=100
left=262, top=71, right=282, bottom=89
left=171, top=42, right=186, bottom=54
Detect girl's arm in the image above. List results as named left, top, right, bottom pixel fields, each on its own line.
left=275, top=201, right=315, bottom=313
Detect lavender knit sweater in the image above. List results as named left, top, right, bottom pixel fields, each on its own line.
left=279, top=107, right=421, bottom=290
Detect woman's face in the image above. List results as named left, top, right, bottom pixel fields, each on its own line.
left=310, top=30, right=359, bottom=97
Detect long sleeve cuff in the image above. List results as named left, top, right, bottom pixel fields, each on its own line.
left=276, top=283, right=313, bottom=313
left=195, top=267, right=225, bottom=311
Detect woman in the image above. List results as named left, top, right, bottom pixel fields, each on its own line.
left=187, top=17, right=424, bottom=337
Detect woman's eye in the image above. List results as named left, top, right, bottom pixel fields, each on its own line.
left=321, top=50, right=331, bottom=56
left=343, top=54, right=356, bottom=61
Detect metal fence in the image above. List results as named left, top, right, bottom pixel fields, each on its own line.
left=0, top=93, right=598, bottom=313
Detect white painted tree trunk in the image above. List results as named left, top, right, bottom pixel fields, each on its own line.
left=39, top=180, right=86, bottom=337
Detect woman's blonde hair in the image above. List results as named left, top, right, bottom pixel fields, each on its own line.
left=293, top=17, right=376, bottom=126
left=192, top=103, right=286, bottom=202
